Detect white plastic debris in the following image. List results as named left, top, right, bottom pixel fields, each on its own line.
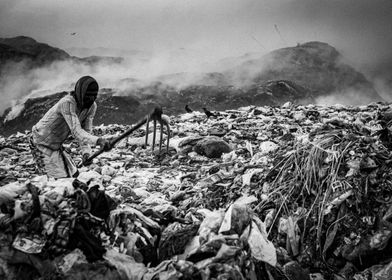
left=258, top=141, right=279, bottom=155
left=247, top=217, right=277, bottom=266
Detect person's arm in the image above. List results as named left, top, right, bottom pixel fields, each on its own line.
left=80, top=103, right=98, bottom=155
left=82, top=102, right=96, bottom=133
left=60, top=100, right=99, bottom=153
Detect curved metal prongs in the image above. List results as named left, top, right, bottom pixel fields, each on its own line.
left=145, top=115, right=150, bottom=147
left=160, top=115, right=171, bottom=152
left=152, top=119, right=157, bottom=151
left=159, top=119, right=163, bottom=152
left=144, top=106, right=171, bottom=153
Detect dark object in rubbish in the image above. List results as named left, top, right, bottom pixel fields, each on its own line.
left=69, top=216, right=106, bottom=262
left=158, top=222, right=200, bottom=261
left=194, top=136, right=232, bottom=158
left=253, top=108, right=263, bottom=116
left=203, top=107, right=217, bottom=118
left=72, top=178, right=88, bottom=191
left=73, top=189, right=91, bottom=212
left=136, top=236, right=158, bottom=266
left=25, top=183, right=43, bottom=233
left=185, top=104, right=193, bottom=113
left=87, top=185, right=117, bottom=220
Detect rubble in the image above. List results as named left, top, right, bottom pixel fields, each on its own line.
left=0, top=102, right=392, bottom=279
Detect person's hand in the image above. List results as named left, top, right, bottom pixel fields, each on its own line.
left=97, top=137, right=112, bottom=151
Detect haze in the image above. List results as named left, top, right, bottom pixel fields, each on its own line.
left=0, top=0, right=391, bottom=65
left=0, top=0, right=392, bottom=114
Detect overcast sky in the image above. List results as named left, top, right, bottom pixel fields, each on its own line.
left=1, top=0, right=392, bottom=67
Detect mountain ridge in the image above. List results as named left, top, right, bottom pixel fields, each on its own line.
left=0, top=36, right=385, bottom=135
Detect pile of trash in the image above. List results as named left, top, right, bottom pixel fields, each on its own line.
left=1, top=102, right=392, bottom=280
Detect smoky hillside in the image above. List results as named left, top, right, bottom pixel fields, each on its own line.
left=0, top=36, right=387, bottom=136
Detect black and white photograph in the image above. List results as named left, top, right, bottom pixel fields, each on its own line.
left=0, top=0, right=392, bottom=279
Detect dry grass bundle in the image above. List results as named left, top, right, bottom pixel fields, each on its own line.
left=262, top=132, right=354, bottom=252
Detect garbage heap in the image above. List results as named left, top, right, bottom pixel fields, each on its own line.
left=1, top=102, right=392, bottom=280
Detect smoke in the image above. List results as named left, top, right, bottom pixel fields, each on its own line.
left=1, top=0, right=391, bottom=115
left=0, top=48, right=238, bottom=116
left=1, top=39, right=390, bottom=118
left=0, top=58, right=128, bottom=115
left=373, top=77, right=392, bottom=102
left=315, top=87, right=379, bottom=106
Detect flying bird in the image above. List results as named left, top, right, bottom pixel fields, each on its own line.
left=185, top=104, right=193, bottom=113
left=203, top=107, right=216, bottom=119
left=70, top=32, right=77, bottom=36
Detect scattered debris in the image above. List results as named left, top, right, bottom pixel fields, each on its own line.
left=0, top=102, right=391, bottom=279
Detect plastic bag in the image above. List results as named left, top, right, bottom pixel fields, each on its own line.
left=247, top=218, right=276, bottom=266
left=198, top=209, right=225, bottom=244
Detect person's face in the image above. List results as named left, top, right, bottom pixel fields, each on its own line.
left=83, top=90, right=97, bottom=108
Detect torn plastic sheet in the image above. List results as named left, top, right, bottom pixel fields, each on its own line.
left=246, top=217, right=277, bottom=266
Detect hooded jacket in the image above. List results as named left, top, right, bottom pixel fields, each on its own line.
left=32, top=76, right=99, bottom=154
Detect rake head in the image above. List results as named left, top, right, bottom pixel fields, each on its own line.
left=144, top=107, right=171, bottom=153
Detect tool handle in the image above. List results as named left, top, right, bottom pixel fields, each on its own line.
left=79, top=106, right=163, bottom=167
left=111, top=116, right=148, bottom=146
left=110, top=106, right=162, bottom=146
left=78, top=118, right=147, bottom=167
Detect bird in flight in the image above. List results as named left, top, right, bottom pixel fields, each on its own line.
left=70, top=32, right=77, bottom=36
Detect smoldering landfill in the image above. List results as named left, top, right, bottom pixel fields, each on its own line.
left=1, top=102, right=392, bottom=280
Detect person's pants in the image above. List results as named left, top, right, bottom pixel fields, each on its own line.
left=29, top=136, right=78, bottom=178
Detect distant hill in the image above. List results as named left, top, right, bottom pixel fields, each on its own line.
left=225, top=42, right=381, bottom=103
left=0, top=37, right=385, bottom=135
left=0, top=36, right=70, bottom=67
left=0, top=36, right=123, bottom=69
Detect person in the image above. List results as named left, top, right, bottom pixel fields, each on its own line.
left=29, top=76, right=111, bottom=178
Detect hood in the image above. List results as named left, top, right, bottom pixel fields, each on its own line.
left=73, top=76, right=99, bottom=109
